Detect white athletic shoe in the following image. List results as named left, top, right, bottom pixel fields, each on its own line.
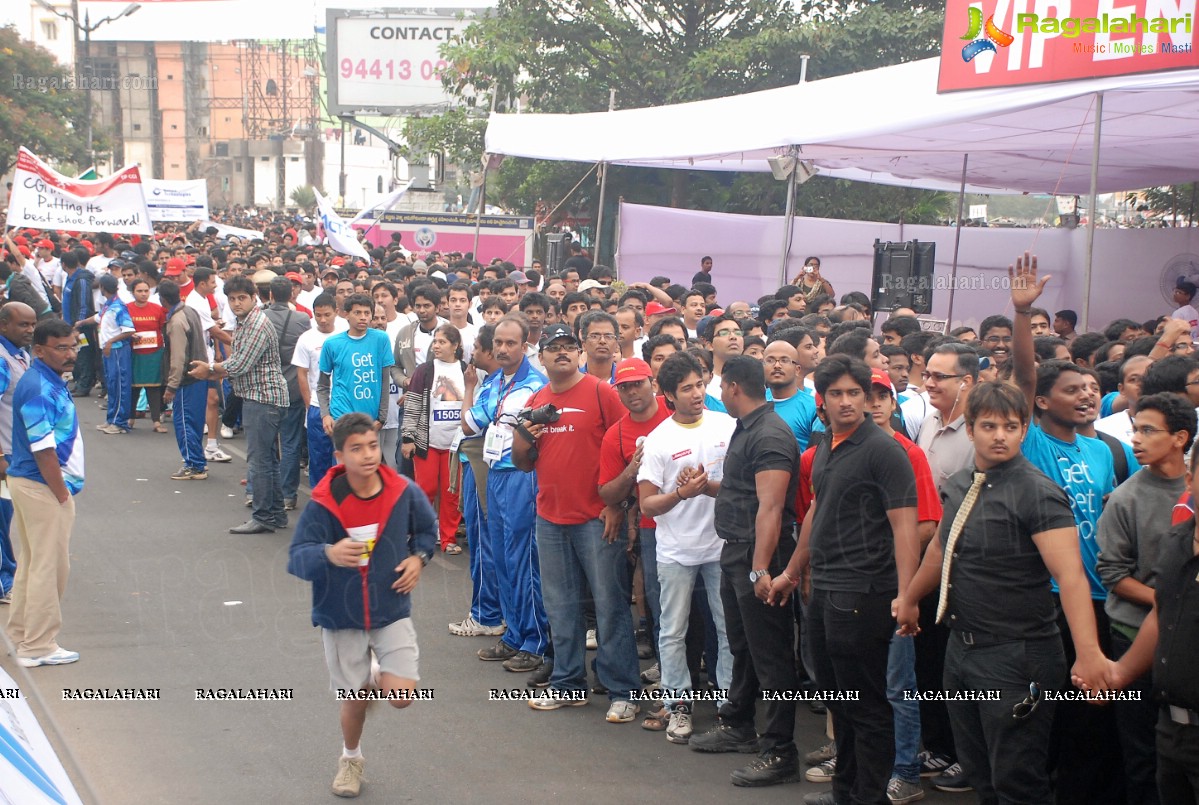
left=448, top=615, right=506, bottom=637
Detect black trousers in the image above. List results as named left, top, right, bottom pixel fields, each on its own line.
left=73, top=324, right=98, bottom=393
left=809, top=587, right=895, bottom=805
left=1048, top=596, right=1125, bottom=805
left=944, top=633, right=1065, bottom=805
left=1158, top=715, right=1199, bottom=804
left=717, top=537, right=797, bottom=753
left=1111, top=629, right=1159, bottom=805
left=914, top=591, right=956, bottom=759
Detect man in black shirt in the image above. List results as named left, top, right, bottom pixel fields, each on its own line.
left=1104, top=441, right=1199, bottom=804
left=771, top=355, right=919, bottom=805
left=900, top=381, right=1111, bottom=804
left=689, top=356, right=800, bottom=787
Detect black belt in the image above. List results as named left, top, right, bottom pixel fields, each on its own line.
left=1168, top=705, right=1199, bottom=726
left=953, top=629, right=1020, bottom=647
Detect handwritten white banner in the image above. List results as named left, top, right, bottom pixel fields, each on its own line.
left=6, top=147, right=152, bottom=235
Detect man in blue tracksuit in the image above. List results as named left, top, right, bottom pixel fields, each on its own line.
left=96, top=275, right=134, bottom=434
left=0, top=302, right=36, bottom=601
left=460, top=316, right=550, bottom=668
left=288, top=412, right=437, bottom=798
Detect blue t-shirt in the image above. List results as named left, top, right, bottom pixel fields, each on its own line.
left=1022, top=421, right=1115, bottom=600
left=318, top=330, right=395, bottom=419
left=1099, top=391, right=1118, bottom=420
left=9, top=359, right=85, bottom=495
left=772, top=390, right=817, bottom=451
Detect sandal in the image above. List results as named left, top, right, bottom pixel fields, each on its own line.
left=641, top=705, right=669, bottom=731
left=443, top=543, right=463, bottom=555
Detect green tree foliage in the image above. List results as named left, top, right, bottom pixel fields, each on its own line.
left=0, top=25, right=92, bottom=175
left=406, top=0, right=948, bottom=225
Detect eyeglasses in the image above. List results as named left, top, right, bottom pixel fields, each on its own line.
left=983, top=336, right=1013, bottom=344
left=585, top=333, right=617, bottom=342
left=763, top=356, right=795, bottom=366
left=921, top=371, right=966, bottom=383
left=1012, top=682, right=1041, bottom=720
left=49, top=344, right=80, bottom=353
left=542, top=343, right=579, bottom=354
left=712, top=329, right=740, bottom=339
left=1132, top=425, right=1169, bottom=436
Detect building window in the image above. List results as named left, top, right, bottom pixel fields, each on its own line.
left=377, top=176, right=383, bottom=193
left=40, top=20, right=58, bottom=40
left=235, top=162, right=242, bottom=172
left=197, top=126, right=208, bottom=136
left=132, top=123, right=142, bottom=131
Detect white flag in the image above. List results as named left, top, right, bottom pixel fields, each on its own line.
left=315, top=189, right=371, bottom=262
left=350, top=182, right=412, bottom=224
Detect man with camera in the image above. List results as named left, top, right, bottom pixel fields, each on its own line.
left=461, top=316, right=550, bottom=672
left=513, top=324, right=643, bottom=723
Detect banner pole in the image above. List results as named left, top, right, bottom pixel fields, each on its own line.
left=1083, top=92, right=1103, bottom=333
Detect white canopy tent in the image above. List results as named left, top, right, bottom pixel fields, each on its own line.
left=485, top=57, right=1199, bottom=195
left=485, top=56, right=1199, bottom=328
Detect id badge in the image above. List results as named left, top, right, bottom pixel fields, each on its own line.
left=450, top=429, right=464, bottom=453
left=483, top=427, right=504, bottom=463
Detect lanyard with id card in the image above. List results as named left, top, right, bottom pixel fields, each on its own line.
left=483, top=374, right=518, bottom=463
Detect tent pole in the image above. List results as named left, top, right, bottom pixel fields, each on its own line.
left=946, top=154, right=969, bottom=326
left=1083, top=92, right=1103, bottom=332
left=779, top=167, right=797, bottom=287
left=472, top=171, right=484, bottom=257
left=594, top=90, right=616, bottom=266
left=595, top=162, right=608, bottom=265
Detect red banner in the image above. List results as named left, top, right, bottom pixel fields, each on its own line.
left=938, top=0, right=1199, bottom=92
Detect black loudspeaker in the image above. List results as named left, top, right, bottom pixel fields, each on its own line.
left=871, top=239, right=935, bottom=314
left=544, top=233, right=569, bottom=276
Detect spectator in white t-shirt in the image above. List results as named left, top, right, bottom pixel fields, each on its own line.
left=1170, top=278, right=1199, bottom=341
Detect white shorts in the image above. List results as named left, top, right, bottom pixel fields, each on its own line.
left=322, top=618, right=420, bottom=693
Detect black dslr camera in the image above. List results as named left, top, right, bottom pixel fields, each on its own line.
left=519, top=403, right=561, bottom=426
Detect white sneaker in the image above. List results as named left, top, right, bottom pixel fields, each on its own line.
left=448, top=615, right=506, bottom=637
left=17, top=647, right=80, bottom=667
left=605, top=700, right=639, bottom=723
left=586, top=628, right=598, bottom=650
left=666, top=704, right=693, bottom=743
left=206, top=447, right=233, bottom=463
left=220, top=425, right=235, bottom=439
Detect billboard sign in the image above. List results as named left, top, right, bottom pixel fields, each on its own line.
left=327, top=10, right=478, bottom=114
left=938, top=0, right=1199, bottom=92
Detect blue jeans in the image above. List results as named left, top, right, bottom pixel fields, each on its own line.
left=173, top=383, right=207, bottom=471
left=243, top=400, right=285, bottom=528
left=657, top=559, right=731, bottom=708
left=306, top=406, right=333, bottom=488
left=887, top=633, right=921, bottom=783
left=103, top=345, right=133, bottom=429
left=486, top=469, right=548, bottom=655
left=537, top=515, right=640, bottom=700
left=639, top=527, right=661, bottom=655
left=0, top=460, right=14, bottom=595
left=463, top=461, right=501, bottom=627
left=278, top=401, right=305, bottom=500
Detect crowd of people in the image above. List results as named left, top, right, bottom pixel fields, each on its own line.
left=1, top=218, right=1198, bottom=804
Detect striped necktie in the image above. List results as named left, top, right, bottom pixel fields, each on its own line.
left=935, top=471, right=987, bottom=624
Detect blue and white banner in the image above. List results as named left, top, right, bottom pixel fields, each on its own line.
left=315, top=189, right=371, bottom=262
left=0, top=668, right=84, bottom=805
left=145, top=179, right=209, bottom=222
left=350, top=182, right=412, bottom=225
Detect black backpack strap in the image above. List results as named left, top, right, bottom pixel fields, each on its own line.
left=1096, top=431, right=1129, bottom=485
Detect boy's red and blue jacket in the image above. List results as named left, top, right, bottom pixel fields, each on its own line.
left=287, top=464, right=437, bottom=630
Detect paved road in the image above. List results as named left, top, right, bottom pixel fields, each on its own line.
left=3, top=399, right=966, bottom=804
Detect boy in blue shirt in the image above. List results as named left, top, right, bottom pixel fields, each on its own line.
left=96, top=274, right=135, bottom=434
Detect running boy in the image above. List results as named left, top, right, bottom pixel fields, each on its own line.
left=287, top=412, right=438, bottom=798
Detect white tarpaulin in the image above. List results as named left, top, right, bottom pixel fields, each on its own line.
left=0, top=668, right=85, bottom=805
left=6, top=147, right=152, bottom=235
left=145, top=179, right=209, bottom=223
left=199, top=221, right=265, bottom=242
left=485, top=58, right=1199, bottom=195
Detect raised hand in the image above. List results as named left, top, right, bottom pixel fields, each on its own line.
left=1008, top=251, right=1050, bottom=311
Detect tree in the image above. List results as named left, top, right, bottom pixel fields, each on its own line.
left=0, top=25, right=92, bottom=175
left=411, top=0, right=947, bottom=225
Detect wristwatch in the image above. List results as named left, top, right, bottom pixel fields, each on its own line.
left=749, top=569, right=770, bottom=584
left=416, top=550, right=433, bottom=567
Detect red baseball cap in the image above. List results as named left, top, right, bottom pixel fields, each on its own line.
left=614, top=358, right=653, bottom=386
left=37, top=239, right=54, bottom=250
left=164, top=257, right=186, bottom=276
left=870, top=367, right=895, bottom=395
left=285, top=271, right=303, bottom=283
left=13, top=236, right=28, bottom=247
left=645, top=302, right=676, bottom=316
left=79, top=239, right=94, bottom=254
